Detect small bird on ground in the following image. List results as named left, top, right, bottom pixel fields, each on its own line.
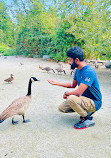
left=55, top=67, right=66, bottom=75
left=20, top=62, right=24, bottom=66
left=4, top=74, right=14, bottom=83
left=39, top=65, right=55, bottom=73
left=0, top=77, right=39, bottom=124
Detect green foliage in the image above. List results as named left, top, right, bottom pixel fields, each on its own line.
left=0, top=43, right=17, bottom=56
left=0, top=44, right=10, bottom=54
left=64, top=0, right=111, bottom=59
left=49, top=18, right=77, bottom=61
left=3, top=48, right=17, bottom=56
left=15, top=1, right=58, bottom=57
left=1, top=0, right=111, bottom=61
left=0, top=2, right=15, bottom=46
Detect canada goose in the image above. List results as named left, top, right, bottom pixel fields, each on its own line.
left=95, top=64, right=99, bottom=69
left=70, top=70, right=75, bottom=75
left=95, top=60, right=99, bottom=69
left=0, top=77, right=39, bottom=124
left=55, top=67, right=66, bottom=75
left=4, top=74, right=14, bottom=83
left=39, top=65, right=55, bottom=73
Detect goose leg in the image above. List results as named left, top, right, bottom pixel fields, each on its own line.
left=22, top=115, right=30, bottom=123
left=12, top=117, right=19, bottom=125
left=64, top=71, right=66, bottom=75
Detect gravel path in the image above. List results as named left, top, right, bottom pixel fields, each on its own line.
left=0, top=56, right=110, bottom=158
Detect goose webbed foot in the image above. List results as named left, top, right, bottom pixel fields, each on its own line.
left=12, top=118, right=19, bottom=125
left=23, top=119, right=30, bottom=123
left=22, top=115, right=30, bottom=123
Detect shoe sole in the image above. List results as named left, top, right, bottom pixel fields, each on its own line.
left=73, top=122, right=95, bottom=129
left=73, top=126, right=87, bottom=129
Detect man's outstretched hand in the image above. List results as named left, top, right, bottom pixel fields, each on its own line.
left=47, top=79, right=58, bottom=85
left=47, top=79, right=68, bottom=99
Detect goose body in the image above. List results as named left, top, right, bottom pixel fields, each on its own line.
left=55, top=68, right=66, bottom=75
left=39, top=65, right=55, bottom=73
left=0, top=96, right=31, bottom=122
left=0, top=77, right=39, bottom=124
left=4, top=74, right=14, bottom=83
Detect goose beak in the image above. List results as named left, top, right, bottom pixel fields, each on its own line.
left=36, top=79, right=40, bottom=81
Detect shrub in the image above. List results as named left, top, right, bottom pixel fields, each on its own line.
left=3, top=48, right=17, bottom=56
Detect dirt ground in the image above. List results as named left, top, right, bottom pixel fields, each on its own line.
left=0, top=56, right=110, bottom=158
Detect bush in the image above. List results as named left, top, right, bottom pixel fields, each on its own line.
left=0, top=44, right=10, bottom=54
left=3, top=48, right=17, bottom=56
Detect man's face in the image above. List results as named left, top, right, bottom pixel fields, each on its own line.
left=68, top=57, right=74, bottom=65
left=68, top=57, right=78, bottom=70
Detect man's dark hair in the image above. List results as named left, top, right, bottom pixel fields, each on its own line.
left=66, top=46, right=84, bottom=61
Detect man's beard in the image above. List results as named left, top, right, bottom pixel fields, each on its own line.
left=70, top=61, right=78, bottom=70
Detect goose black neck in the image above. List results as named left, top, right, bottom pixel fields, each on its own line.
left=26, top=79, right=32, bottom=96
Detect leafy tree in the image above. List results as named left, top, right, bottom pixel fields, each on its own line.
left=1, top=0, right=111, bottom=60
left=15, top=1, right=58, bottom=57
left=0, top=2, right=15, bottom=46
left=62, top=0, right=111, bottom=59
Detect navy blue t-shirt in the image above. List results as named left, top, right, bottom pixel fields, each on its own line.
left=74, top=65, right=102, bottom=111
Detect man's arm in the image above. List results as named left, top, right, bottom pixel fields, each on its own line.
left=63, top=83, right=88, bottom=98
left=47, top=79, right=77, bottom=88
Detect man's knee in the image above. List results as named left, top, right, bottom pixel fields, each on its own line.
left=67, top=95, right=79, bottom=105
left=58, top=105, right=65, bottom=113
left=58, top=101, right=74, bottom=113
left=58, top=102, right=68, bottom=113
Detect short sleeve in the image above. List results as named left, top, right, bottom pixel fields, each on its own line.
left=73, top=69, right=77, bottom=80
left=81, top=70, right=95, bottom=86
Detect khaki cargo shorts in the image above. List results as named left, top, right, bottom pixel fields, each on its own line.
left=58, top=95, right=95, bottom=117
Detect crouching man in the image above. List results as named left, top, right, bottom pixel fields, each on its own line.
left=48, top=46, right=102, bottom=129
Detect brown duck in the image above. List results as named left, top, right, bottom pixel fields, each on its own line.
left=0, top=77, right=39, bottom=124
left=4, top=74, right=14, bottom=83
left=39, top=65, right=55, bottom=73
